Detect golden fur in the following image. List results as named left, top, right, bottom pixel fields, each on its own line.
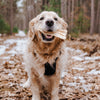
left=23, top=11, right=68, bottom=100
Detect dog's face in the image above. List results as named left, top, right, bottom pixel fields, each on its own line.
left=29, top=11, right=68, bottom=43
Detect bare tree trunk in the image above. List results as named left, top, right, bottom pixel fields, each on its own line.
left=95, top=0, right=100, bottom=34
left=31, top=0, right=34, bottom=18
left=76, top=0, right=78, bottom=7
left=24, top=0, right=31, bottom=30
left=33, top=0, right=37, bottom=17
left=61, top=0, right=67, bottom=21
left=10, top=0, right=13, bottom=35
left=29, top=0, right=31, bottom=20
left=68, top=0, right=71, bottom=19
left=68, top=0, right=71, bottom=33
left=61, top=0, right=64, bottom=17
left=41, top=0, right=45, bottom=10
left=80, top=0, right=82, bottom=6
left=71, top=0, right=74, bottom=30
left=36, top=0, right=42, bottom=15
left=90, top=0, right=94, bottom=35
left=99, top=14, right=100, bottom=34
left=99, top=21, right=100, bottom=35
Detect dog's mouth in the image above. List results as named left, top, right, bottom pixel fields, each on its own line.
left=40, top=31, right=55, bottom=41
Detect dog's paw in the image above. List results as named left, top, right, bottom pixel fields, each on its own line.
left=23, top=79, right=30, bottom=88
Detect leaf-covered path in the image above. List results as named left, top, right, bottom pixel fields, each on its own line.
left=0, top=34, right=100, bottom=100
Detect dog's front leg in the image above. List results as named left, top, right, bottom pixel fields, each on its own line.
left=30, top=70, right=40, bottom=100
left=31, top=80, right=40, bottom=100
left=50, top=76, right=60, bottom=100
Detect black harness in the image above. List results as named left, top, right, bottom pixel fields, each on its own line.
left=44, top=57, right=58, bottom=76
left=33, top=51, right=61, bottom=76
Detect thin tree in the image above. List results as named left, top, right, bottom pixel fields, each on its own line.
left=96, top=0, right=100, bottom=34
left=10, top=0, right=13, bottom=35
left=71, top=0, right=74, bottom=30
left=61, top=0, right=67, bottom=21
left=90, top=0, right=94, bottom=35
left=68, top=0, right=71, bottom=33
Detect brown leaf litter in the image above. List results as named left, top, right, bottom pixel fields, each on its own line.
left=0, top=34, right=100, bottom=100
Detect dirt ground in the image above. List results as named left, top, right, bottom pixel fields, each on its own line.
left=0, top=34, right=100, bottom=100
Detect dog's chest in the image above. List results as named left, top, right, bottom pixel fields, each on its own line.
left=44, top=57, right=58, bottom=76
left=33, top=50, right=61, bottom=76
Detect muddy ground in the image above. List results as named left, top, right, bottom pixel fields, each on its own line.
left=0, top=34, right=100, bottom=100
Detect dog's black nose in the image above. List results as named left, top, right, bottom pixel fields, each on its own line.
left=46, top=20, right=54, bottom=27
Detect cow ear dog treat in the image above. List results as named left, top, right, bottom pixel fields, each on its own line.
left=53, top=30, right=67, bottom=40
left=39, top=29, right=67, bottom=40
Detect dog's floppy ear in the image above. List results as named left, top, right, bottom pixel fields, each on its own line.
left=28, top=17, right=37, bottom=40
left=60, top=18, right=68, bottom=30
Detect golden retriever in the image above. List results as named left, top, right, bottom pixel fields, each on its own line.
left=23, top=11, right=68, bottom=100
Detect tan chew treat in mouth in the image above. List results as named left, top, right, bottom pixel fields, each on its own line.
left=54, top=30, right=67, bottom=40
left=39, top=29, right=67, bottom=40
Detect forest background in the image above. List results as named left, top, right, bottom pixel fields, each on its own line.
left=0, top=0, right=100, bottom=37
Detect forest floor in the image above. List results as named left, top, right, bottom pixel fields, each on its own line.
left=0, top=33, right=100, bottom=100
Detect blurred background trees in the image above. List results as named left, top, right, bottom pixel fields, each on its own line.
left=0, top=0, right=100, bottom=36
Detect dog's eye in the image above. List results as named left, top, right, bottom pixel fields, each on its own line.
left=54, top=18, right=58, bottom=21
left=40, top=17, right=44, bottom=20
